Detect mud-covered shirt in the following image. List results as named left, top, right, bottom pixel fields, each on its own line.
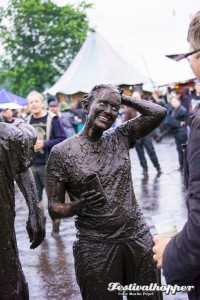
left=47, top=120, right=151, bottom=243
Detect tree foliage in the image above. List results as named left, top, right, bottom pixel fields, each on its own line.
left=0, top=0, right=92, bottom=96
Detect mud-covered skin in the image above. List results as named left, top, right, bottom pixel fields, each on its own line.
left=47, top=85, right=167, bottom=299
left=0, top=120, right=45, bottom=300
left=15, top=169, right=45, bottom=249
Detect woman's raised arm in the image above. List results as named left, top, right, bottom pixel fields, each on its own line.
left=121, top=94, right=167, bottom=140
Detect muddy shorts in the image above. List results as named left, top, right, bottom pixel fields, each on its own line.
left=73, top=238, right=161, bottom=300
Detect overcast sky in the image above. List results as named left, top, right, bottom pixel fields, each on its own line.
left=1, top=1, right=200, bottom=59
left=52, top=0, right=200, bottom=58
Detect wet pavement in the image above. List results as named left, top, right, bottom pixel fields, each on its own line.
left=15, top=136, right=189, bottom=300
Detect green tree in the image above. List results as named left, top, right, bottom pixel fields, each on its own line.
left=0, top=0, right=92, bottom=96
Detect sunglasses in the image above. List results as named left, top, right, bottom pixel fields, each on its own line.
left=175, top=49, right=200, bottom=61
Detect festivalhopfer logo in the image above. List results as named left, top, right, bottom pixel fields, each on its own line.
left=108, top=282, right=194, bottom=297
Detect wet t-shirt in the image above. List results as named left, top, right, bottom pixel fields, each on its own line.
left=30, top=114, right=47, bottom=165
left=47, top=120, right=151, bottom=242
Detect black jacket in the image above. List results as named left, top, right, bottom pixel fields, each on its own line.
left=166, top=105, right=187, bottom=135
left=163, top=109, right=200, bottom=298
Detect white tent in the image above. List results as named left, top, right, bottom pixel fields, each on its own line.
left=0, top=102, right=23, bottom=110
left=46, top=31, right=148, bottom=95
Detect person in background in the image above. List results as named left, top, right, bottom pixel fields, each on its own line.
left=59, top=101, right=78, bottom=137
left=71, top=100, right=86, bottom=132
left=49, top=100, right=74, bottom=139
left=153, top=11, right=200, bottom=299
left=48, top=100, right=60, bottom=116
left=145, top=96, right=165, bottom=142
left=189, top=79, right=200, bottom=114
left=115, top=105, right=125, bottom=127
left=47, top=97, right=56, bottom=106
left=2, top=108, right=14, bottom=123
left=124, top=103, right=137, bottom=122
left=132, top=90, right=162, bottom=175
left=0, top=116, right=45, bottom=299
left=26, top=91, right=66, bottom=237
left=165, top=94, right=188, bottom=170
left=13, top=109, right=24, bottom=119
left=180, top=87, right=190, bottom=113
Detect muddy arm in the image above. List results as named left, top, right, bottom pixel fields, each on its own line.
left=47, top=180, right=73, bottom=220
left=15, top=168, right=45, bottom=249
left=121, top=94, right=167, bottom=140
left=47, top=180, right=105, bottom=220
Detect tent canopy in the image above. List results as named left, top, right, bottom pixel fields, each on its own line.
left=119, top=49, right=196, bottom=91
left=0, top=102, right=23, bottom=110
left=0, top=89, right=27, bottom=106
left=46, top=31, right=148, bottom=96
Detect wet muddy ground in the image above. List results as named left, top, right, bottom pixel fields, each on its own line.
left=15, top=136, right=188, bottom=300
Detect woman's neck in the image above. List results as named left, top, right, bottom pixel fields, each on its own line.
left=79, top=124, right=103, bottom=142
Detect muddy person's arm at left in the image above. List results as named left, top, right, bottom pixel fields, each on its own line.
left=15, top=169, right=45, bottom=249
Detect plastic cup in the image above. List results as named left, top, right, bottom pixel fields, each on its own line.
left=82, top=174, right=107, bottom=207
left=152, top=213, right=178, bottom=237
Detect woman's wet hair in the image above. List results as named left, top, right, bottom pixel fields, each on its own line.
left=82, top=84, right=121, bottom=108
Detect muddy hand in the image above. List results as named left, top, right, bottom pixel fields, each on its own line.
left=26, top=215, right=45, bottom=249
left=71, top=190, right=105, bottom=214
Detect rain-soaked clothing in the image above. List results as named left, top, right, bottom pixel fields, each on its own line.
left=47, top=120, right=160, bottom=300
left=0, top=121, right=36, bottom=300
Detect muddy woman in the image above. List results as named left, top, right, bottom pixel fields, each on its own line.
left=46, top=84, right=167, bottom=300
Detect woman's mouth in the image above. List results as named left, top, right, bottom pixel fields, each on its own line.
left=98, top=116, right=109, bottom=122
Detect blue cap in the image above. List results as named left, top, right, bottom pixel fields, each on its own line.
left=49, top=101, right=58, bottom=107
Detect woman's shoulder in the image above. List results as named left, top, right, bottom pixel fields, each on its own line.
left=103, top=125, right=130, bottom=146
left=53, top=135, right=76, bottom=151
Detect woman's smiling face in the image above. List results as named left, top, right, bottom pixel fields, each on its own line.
left=87, top=90, right=121, bottom=132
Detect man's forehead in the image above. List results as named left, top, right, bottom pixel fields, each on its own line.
left=28, top=96, right=43, bottom=101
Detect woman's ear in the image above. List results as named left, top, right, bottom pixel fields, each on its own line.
left=83, top=100, right=90, bottom=115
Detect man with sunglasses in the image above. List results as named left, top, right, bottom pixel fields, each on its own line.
left=153, top=11, right=200, bottom=300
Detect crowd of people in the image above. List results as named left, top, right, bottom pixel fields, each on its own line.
left=0, top=81, right=199, bottom=240
left=1, top=83, right=197, bottom=179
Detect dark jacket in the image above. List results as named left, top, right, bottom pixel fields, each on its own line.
left=26, top=111, right=66, bottom=163
left=165, top=105, right=188, bottom=136
left=163, top=109, right=200, bottom=299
